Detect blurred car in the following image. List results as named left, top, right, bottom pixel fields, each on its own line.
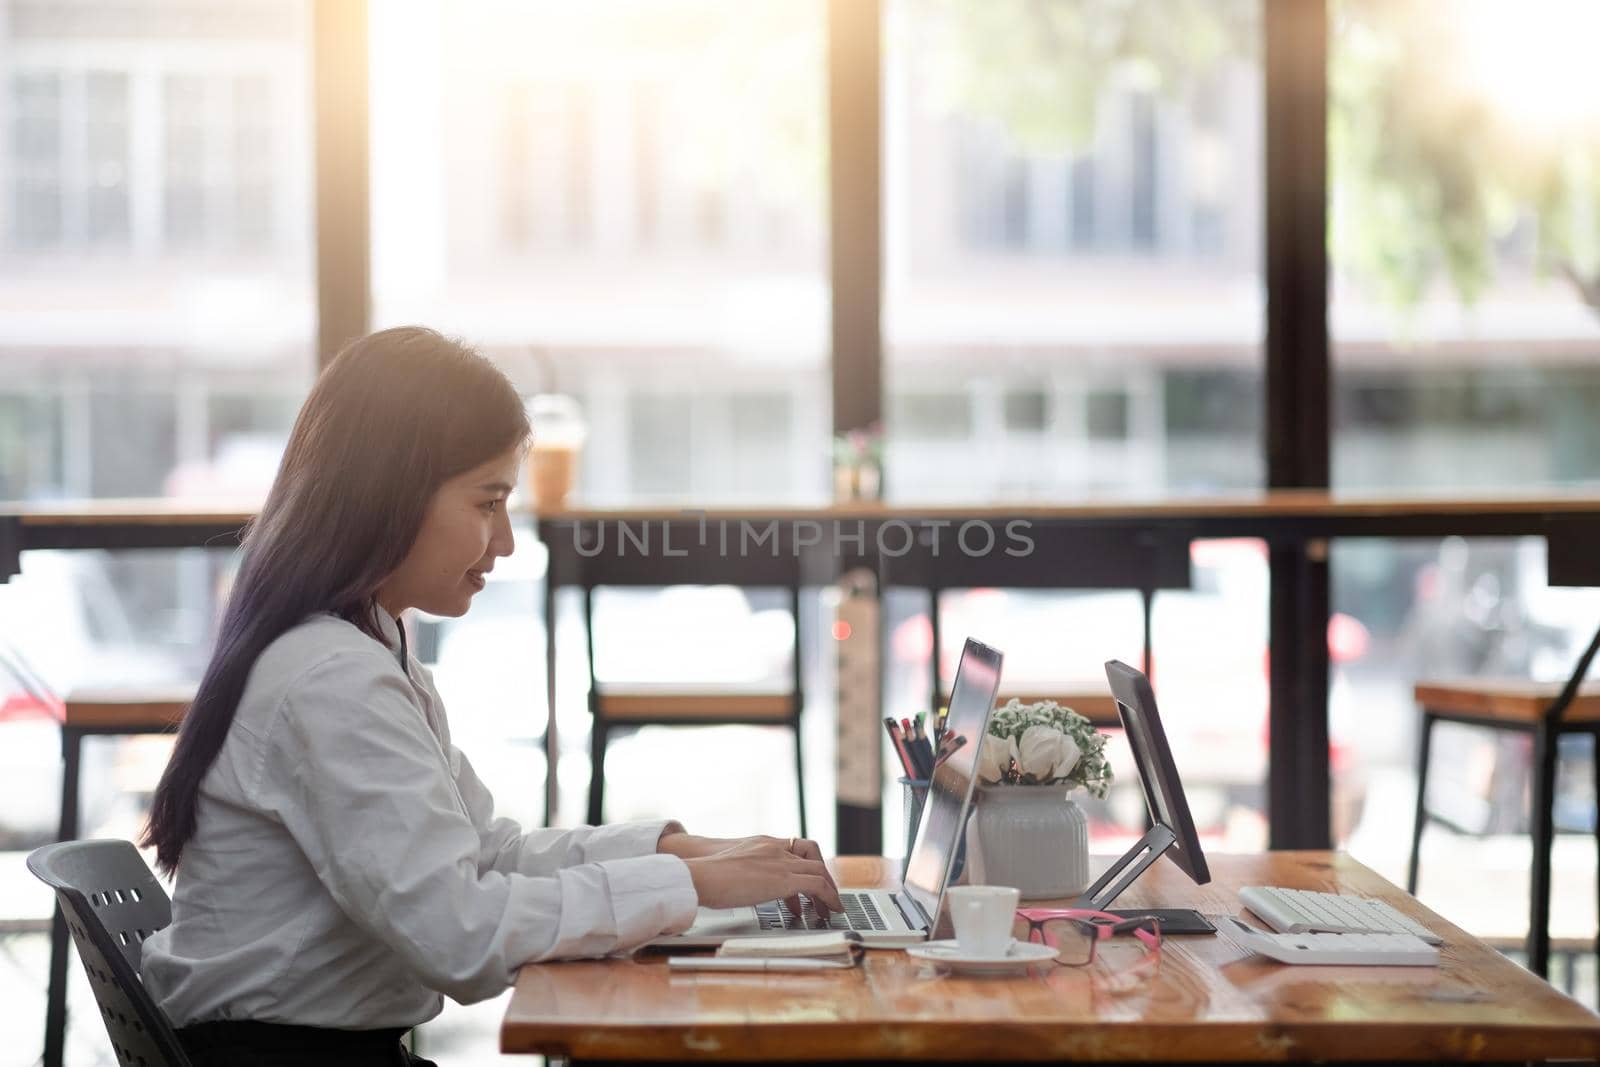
left=0, top=551, right=186, bottom=846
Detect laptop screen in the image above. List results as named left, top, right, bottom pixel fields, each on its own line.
left=903, top=638, right=1003, bottom=927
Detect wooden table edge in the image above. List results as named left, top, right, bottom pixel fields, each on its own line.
left=501, top=853, right=1600, bottom=1061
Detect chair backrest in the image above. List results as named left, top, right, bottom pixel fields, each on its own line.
left=880, top=523, right=1191, bottom=592
left=27, top=840, right=191, bottom=1067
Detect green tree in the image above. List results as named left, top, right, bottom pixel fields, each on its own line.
left=1330, top=0, right=1600, bottom=317
left=916, top=0, right=1256, bottom=154
left=914, top=0, right=1600, bottom=320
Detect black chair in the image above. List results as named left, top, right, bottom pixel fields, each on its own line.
left=26, top=839, right=191, bottom=1067
left=1407, top=523, right=1600, bottom=981
left=572, top=520, right=809, bottom=833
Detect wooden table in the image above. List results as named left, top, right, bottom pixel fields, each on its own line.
left=500, top=853, right=1600, bottom=1063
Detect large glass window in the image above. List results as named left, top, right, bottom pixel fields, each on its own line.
left=1326, top=2, right=1600, bottom=961
left=883, top=0, right=1265, bottom=502
left=1, top=1, right=315, bottom=505
left=370, top=0, right=830, bottom=507
left=1329, top=0, right=1600, bottom=491
left=0, top=0, right=314, bottom=662
left=880, top=0, right=1270, bottom=851
left=369, top=5, right=835, bottom=914
left=0, top=3, right=315, bottom=1056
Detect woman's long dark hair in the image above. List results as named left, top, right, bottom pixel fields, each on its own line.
left=142, top=327, right=530, bottom=875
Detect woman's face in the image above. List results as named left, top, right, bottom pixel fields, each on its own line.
left=377, top=446, right=521, bottom=618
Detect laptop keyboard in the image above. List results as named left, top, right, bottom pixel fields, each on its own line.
left=756, top=891, right=889, bottom=932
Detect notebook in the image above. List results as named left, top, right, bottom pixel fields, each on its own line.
left=717, top=931, right=862, bottom=963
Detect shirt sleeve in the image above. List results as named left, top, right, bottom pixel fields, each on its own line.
left=450, top=741, right=689, bottom=877
left=254, top=652, right=700, bottom=1005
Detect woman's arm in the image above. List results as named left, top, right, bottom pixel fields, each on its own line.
left=450, top=744, right=687, bottom=877
left=440, top=689, right=840, bottom=914
left=257, top=655, right=699, bottom=1002
left=453, top=757, right=840, bottom=912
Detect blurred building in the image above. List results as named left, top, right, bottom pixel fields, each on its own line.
left=3, top=0, right=1598, bottom=511
left=0, top=0, right=313, bottom=502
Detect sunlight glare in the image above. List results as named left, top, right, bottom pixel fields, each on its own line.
left=1458, top=0, right=1600, bottom=135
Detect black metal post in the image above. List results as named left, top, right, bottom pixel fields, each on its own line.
left=583, top=585, right=604, bottom=827
left=0, top=515, right=19, bottom=583
left=1528, top=723, right=1557, bottom=977
left=44, top=728, right=83, bottom=1067
left=543, top=574, right=559, bottom=827
left=1264, top=0, right=1332, bottom=850
left=828, top=0, right=882, bottom=439
left=791, top=582, right=808, bottom=839
left=829, top=0, right=883, bottom=854
left=314, top=0, right=371, bottom=365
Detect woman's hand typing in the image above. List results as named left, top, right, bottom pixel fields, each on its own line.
left=666, top=835, right=843, bottom=918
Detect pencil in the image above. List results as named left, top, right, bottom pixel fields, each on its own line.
left=931, top=733, right=968, bottom=770
left=883, top=717, right=918, bottom=778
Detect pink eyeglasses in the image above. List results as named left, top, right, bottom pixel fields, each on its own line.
left=1014, top=907, right=1163, bottom=968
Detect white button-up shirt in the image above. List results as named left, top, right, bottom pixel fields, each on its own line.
left=143, top=610, right=698, bottom=1029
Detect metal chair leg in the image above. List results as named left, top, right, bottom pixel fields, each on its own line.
left=586, top=718, right=608, bottom=827
left=543, top=575, right=559, bottom=828
left=1140, top=586, right=1156, bottom=684
left=792, top=719, right=807, bottom=839
left=1592, top=730, right=1599, bottom=1002
left=44, top=726, right=83, bottom=1067
left=1407, top=711, right=1435, bottom=895
left=1529, top=723, right=1558, bottom=978
left=583, top=584, right=605, bottom=828
left=790, top=583, right=807, bottom=840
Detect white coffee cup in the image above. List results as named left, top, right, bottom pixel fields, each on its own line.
left=946, top=885, right=1020, bottom=957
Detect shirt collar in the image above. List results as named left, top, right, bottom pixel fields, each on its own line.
left=375, top=607, right=408, bottom=672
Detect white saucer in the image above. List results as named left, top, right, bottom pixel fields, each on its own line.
left=905, top=939, right=1058, bottom=973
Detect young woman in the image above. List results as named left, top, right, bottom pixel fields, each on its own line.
left=140, top=328, right=839, bottom=1066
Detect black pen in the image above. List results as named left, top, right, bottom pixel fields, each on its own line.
left=908, top=717, right=934, bottom=778
left=900, top=717, right=930, bottom=778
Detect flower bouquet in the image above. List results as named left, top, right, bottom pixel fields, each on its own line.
left=966, top=699, right=1114, bottom=898
left=976, top=699, right=1113, bottom=797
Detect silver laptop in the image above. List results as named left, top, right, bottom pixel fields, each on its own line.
left=654, top=638, right=1003, bottom=948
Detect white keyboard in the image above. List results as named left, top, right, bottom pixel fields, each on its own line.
left=1219, top=916, right=1440, bottom=966
left=1239, top=886, right=1442, bottom=945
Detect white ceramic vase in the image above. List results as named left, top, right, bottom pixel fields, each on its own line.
left=964, top=784, right=1089, bottom=900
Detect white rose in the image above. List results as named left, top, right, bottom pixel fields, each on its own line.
left=976, top=733, right=1019, bottom=783
left=1017, top=725, right=1079, bottom=781
left=1051, top=732, right=1082, bottom=780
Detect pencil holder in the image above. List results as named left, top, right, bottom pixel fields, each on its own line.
left=899, top=777, right=928, bottom=871
left=899, top=777, right=969, bottom=882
